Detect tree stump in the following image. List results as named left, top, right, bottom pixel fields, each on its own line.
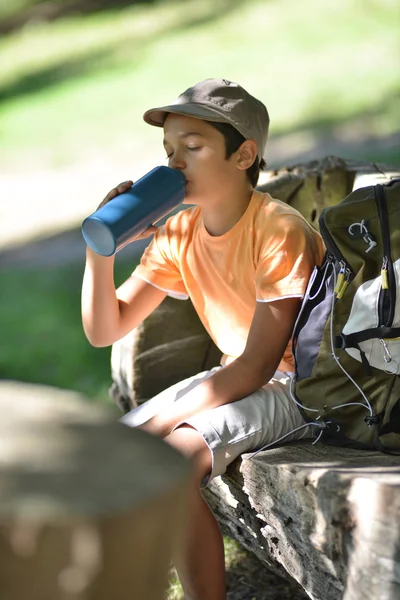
left=0, top=381, right=192, bottom=600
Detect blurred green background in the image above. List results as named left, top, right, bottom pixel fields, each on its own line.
left=1, top=0, right=399, bottom=175
left=1, top=1, right=399, bottom=596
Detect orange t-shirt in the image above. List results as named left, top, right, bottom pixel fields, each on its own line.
left=133, top=190, right=325, bottom=372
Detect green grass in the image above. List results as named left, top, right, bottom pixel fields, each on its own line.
left=166, top=535, right=250, bottom=600
left=0, top=0, right=399, bottom=171
left=0, top=260, right=135, bottom=402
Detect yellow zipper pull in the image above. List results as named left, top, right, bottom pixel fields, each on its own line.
left=336, top=279, right=349, bottom=299
left=335, top=262, right=351, bottom=299
left=334, top=263, right=345, bottom=294
left=381, top=257, right=389, bottom=290
left=334, top=272, right=344, bottom=293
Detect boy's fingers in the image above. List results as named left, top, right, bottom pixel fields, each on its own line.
left=105, top=189, right=117, bottom=201
left=135, top=225, right=158, bottom=240
left=116, top=180, right=133, bottom=194
left=144, top=225, right=158, bottom=234
left=98, top=180, right=133, bottom=209
left=97, top=191, right=116, bottom=208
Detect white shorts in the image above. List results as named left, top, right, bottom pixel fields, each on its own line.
left=120, top=367, right=313, bottom=486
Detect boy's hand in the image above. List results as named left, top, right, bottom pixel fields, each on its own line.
left=97, top=180, right=158, bottom=242
left=97, top=180, right=133, bottom=209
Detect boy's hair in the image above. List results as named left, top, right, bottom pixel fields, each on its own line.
left=209, top=121, right=266, bottom=188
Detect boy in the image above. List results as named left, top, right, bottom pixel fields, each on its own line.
left=81, top=78, right=324, bottom=600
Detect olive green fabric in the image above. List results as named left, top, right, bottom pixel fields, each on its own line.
left=293, top=179, right=400, bottom=452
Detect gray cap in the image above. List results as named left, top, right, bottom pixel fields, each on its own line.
left=143, top=78, right=269, bottom=161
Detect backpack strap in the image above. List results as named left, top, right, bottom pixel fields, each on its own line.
left=336, top=327, right=400, bottom=348
left=336, top=328, right=400, bottom=375
left=356, top=343, right=373, bottom=376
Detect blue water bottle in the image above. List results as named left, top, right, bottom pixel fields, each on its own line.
left=81, top=166, right=186, bottom=256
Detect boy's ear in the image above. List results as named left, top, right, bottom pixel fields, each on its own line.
left=236, top=140, right=258, bottom=171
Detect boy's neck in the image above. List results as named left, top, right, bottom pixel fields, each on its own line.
left=200, top=184, right=254, bottom=237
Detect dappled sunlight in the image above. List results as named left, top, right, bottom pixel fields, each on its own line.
left=1, top=0, right=399, bottom=176
left=0, top=0, right=398, bottom=254
left=0, top=155, right=157, bottom=251
left=0, top=0, right=241, bottom=104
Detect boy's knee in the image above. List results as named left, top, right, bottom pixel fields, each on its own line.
left=164, top=425, right=212, bottom=484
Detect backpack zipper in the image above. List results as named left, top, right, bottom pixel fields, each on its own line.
left=375, top=184, right=395, bottom=327
left=319, top=213, right=354, bottom=298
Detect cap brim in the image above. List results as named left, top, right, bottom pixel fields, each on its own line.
left=143, top=103, right=230, bottom=128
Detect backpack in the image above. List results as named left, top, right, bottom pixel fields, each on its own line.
left=291, top=178, right=400, bottom=454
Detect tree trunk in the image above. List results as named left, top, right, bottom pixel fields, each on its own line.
left=0, top=381, right=192, bottom=600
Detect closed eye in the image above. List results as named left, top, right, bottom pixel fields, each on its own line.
left=166, top=147, right=199, bottom=159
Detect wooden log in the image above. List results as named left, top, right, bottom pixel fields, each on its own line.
left=258, top=155, right=399, bottom=230
left=0, top=381, right=192, bottom=600
left=110, top=295, right=222, bottom=412
left=202, top=443, right=400, bottom=600
left=343, top=476, right=400, bottom=600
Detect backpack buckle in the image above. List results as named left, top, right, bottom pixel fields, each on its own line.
left=364, top=414, right=381, bottom=427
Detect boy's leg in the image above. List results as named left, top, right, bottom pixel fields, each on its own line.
left=121, top=368, right=312, bottom=599
left=159, top=371, right=312, bottom=600
left=164, top=425, right=226, bottom=600
left=182, top=370, right=313, bottom=484
left=121, top=369, right=225, bottom=599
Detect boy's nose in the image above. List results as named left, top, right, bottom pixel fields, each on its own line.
left=169, top=154, right=186, bottom=171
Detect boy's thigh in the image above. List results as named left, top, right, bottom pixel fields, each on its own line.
left=181, top=371, right=313, bottom=485
left=120, top=368, right=313, bottom=486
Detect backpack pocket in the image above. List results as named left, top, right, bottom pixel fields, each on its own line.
left=341, top=258, right=400, bottom=373
left=292, top=256, right=336, bottom=381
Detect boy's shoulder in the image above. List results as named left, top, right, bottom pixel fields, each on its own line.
left=252, top=190, right=310, bottom=225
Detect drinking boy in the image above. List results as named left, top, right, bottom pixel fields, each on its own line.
left=82, top=78, right=324, bottom=599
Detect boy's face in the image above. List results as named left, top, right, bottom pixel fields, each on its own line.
left=163, top=113, right=244, bottom=205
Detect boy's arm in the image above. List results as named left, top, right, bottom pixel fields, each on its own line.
left=81, top=248, right=167, bottom=347
left=81, top=180, right=166, bottom=347
left=140, top=297, right=301, bottom=437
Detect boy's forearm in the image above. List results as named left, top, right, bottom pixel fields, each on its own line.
left=81, top=247, right=121, bottom=347
left=141, top=357, right=274, bottom=437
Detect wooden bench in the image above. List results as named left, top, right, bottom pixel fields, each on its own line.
left=203, top=442, right=400, bottom=600
left=110, top=156, right=400, bottom=600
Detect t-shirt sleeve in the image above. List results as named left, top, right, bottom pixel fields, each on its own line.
left=132, top=217, right=188, bottom=300
left=255, top=215, right=324, bottom=302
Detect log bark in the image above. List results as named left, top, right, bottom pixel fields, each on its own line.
left=203, top=443, right=400, bottom=600
left=0, top=381, right=192, bottom=600
left=110, top=296, right=222, bottom=411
